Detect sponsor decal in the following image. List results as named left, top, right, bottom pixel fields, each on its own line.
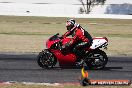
left=89, top=80, right=130, bottom=85
left=80, top=67, right=131, bottom=86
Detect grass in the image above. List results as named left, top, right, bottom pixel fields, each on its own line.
left=0, top=16, right=132, bottom=56
left=0, top=83, right=132, bottom=88
left=0, top=84, right=60, bottom=88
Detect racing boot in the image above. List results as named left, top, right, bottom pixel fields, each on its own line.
left=74, top=50, right=86, bottom=67
left=75, top=59, right=84, bottom=67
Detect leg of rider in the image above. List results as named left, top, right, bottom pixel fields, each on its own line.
left=73, top=42, right=90, bottom=62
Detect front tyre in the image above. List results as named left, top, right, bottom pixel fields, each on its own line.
left=37, top=49, right=57, bottom=69
left=85, top=50, right=108, bottom=70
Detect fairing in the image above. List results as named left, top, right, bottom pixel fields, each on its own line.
left=45, top=34, right=108, bottom=67
left=46, top=34, right=77, bottom=66
left=90, top=37, right=108, bottom=49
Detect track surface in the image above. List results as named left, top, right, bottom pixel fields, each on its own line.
left=0, top=53, right=132, bottom=83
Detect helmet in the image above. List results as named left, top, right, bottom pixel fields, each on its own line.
left=66, top=19, right=75, bottom=31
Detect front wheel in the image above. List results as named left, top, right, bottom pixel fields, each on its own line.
left=37, top=49, right=57, bottom=69
left=85, top=50, right=108, bottom=70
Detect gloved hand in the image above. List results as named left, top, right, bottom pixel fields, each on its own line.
left=60, top=45, right=66, bottom=51
left=60, top=42, right=70, bottom=51
left=60, top=43, right=70, bottom=51
left=59, top=36, right=64, bottom=39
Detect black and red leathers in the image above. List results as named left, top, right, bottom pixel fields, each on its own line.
left=62, top=24, right=93, bottom=61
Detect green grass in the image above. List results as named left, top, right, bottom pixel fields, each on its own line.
left=0, top=16, right=132, bottom=56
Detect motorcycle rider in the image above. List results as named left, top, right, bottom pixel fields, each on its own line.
left=61, top=19, right=93, bottom=66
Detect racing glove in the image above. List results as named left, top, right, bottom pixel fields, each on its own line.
left=60, top=43, right=70, bottom=51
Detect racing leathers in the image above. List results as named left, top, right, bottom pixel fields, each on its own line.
left=62, top=24, right=93, bottom=62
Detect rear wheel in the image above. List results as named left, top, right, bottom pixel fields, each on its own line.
left=85, top=50, right=108, bottom=70
left=37, top=49, right=57, bottom=69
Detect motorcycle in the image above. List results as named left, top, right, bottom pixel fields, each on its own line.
left=37, top=33, right=108, bottom=69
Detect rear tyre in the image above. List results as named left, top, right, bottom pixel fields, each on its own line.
left=85, top=50, right=108, bottom=70
left=37, top=49, right=57, bottom=69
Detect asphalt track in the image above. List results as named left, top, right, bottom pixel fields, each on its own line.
left=0, top=53, right=132, bottom=83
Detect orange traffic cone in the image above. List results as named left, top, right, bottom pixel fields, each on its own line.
left=80, top=67, right=91, bottom=86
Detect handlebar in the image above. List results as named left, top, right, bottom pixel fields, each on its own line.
left=56, top=33, right=59, bottom=36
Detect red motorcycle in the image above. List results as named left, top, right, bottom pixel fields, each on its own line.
left=37, top=33, right=108, bottom=69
